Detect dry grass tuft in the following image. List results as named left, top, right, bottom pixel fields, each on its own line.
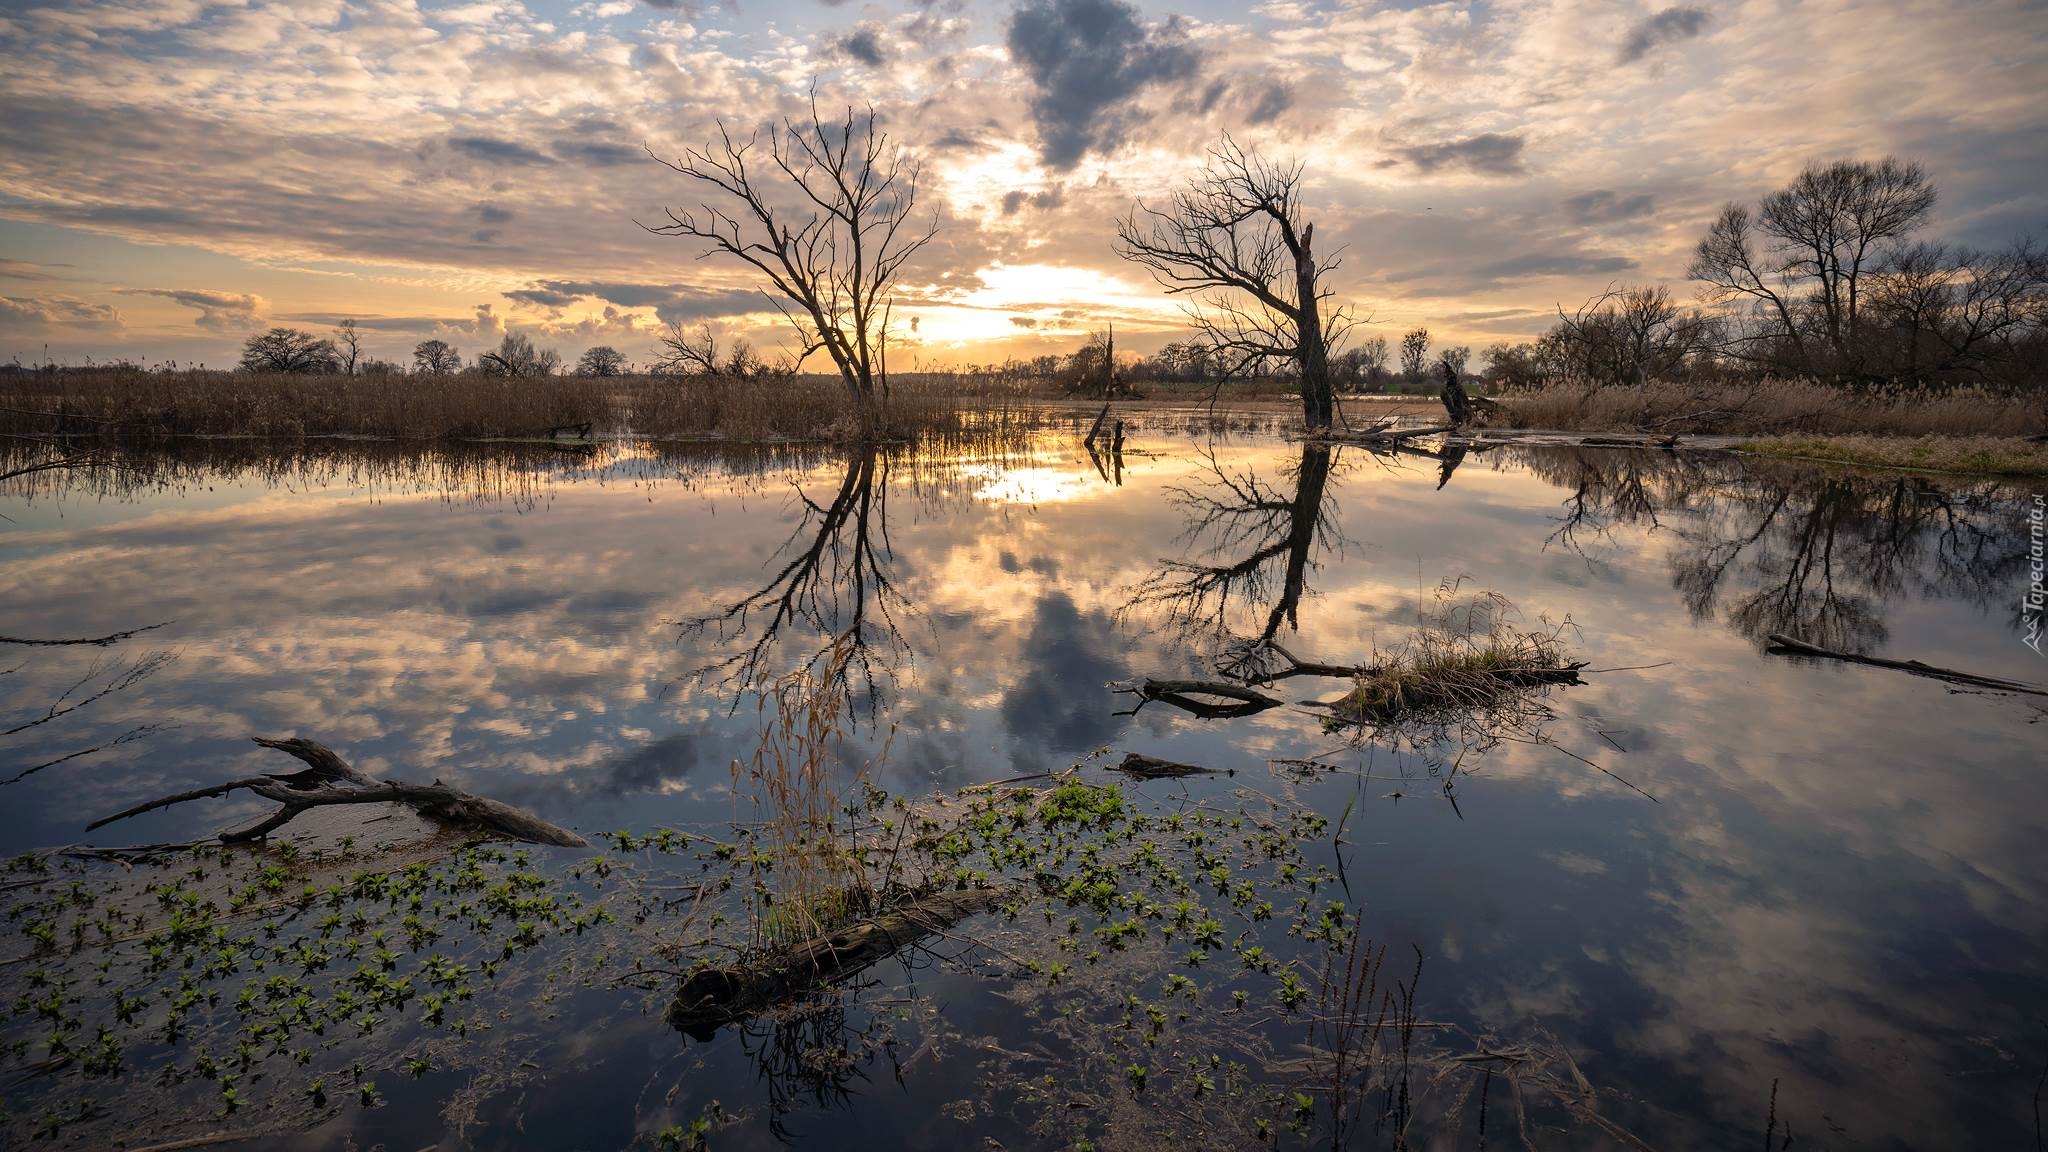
left=1733, top=434, right=2048, bottom=477
left=1498, top=378, right=2044, bottom=438
left=1332, top=585, right=1584, bottom=756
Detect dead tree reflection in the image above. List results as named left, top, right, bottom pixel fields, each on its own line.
left=1125, top=442, right=1341, bottom=659
left=681, top=447, right=907, bottom=707
left=1521, top=447, right=2033, bottom=654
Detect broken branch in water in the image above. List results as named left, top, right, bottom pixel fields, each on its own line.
left=1220, top=639, right=1366, bottom=684
left=1764, top=633, right=2048, bottom=697
left=84, top=736, right=588, bottom=847
left=1113, top=678, right=1288, bottom=719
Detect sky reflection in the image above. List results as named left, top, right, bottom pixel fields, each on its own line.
left=2, top=429, right=2044, bottom=1145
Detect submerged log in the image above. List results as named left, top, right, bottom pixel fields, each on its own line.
left=667, top=885, right=1006, bottom=1040
left=1764, top=634, right=2048, bottom=697
left=85, top=737, right=587, bottom=847
left=1111, top=753, right=1225, bottom=780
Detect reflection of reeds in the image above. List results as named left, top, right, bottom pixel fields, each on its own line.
left=734, top=634, right=893, bottom=950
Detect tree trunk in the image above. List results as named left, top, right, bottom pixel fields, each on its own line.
left=1439, top=361, right=1473, bottom=427
left=1294, top=224, right=1335, bottom=431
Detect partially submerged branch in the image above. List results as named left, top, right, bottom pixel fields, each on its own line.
left=86, top=737, right=588, bottom=847
left=1113, top=678, right=1287, bottom=719
left=1765, top=633, right=2048, bottom=697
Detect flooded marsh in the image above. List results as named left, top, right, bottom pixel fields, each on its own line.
left=2, top=419, right=2043, bottom=1150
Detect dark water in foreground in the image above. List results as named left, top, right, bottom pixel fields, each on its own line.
left=2, top=423, right=2044, bottom=1149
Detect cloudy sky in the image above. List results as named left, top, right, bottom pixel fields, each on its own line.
left=0, top=0, right=2041, bottom=369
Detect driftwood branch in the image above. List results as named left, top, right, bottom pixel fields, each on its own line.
left=86, top=737, right=588, bottom=847
left=1764, top=634, right=2048, bottom=697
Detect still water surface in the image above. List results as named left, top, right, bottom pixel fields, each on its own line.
left=2, top=422, right=2043, bottom=1148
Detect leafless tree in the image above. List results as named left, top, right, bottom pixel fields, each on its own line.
left=1546, top=284, right=1713, bottom=387
left=644, top=97, right=937, bottom=421
left=238, top=327, right=340, bottom=374
left=412, top=339, right=462, bottom=375
left=1114, top=136, right=1351, bottom=430
left=1865, top=238, right=2048, bottom=386
left=477, top=332, right=560, bottom=377
left=576, top=345, right=628, bottom=376
left=1333, top=335, right=1389, bottom=392
left=333, top=319, right=364, bottom=376
left=653, top=321, right=723, bottom=376
left=1399, top=328, right=1430, bottom=382
left=1690, top=157, right=1937, bottom=376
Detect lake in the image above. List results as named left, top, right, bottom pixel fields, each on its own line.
left=2, top=419, right=2043, bottom=1149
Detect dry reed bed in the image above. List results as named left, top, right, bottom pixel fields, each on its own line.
left=1733, top=434, right=2048, bottom=477
left=1498, top=378, right=2044, bottom=438
left=0, top=368, right=1061, bottom=443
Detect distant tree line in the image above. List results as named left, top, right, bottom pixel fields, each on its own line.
left=1483, top=158, right=2046, bottom=391
left=234, top=322, right=639, bottom=381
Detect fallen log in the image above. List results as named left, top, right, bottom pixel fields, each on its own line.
left=1764, top=634, right=2048, bottom=697
left=667, top=885, right=1005, bottom=1040
left=1580, top=434, right=1680, bottom=449
left=1314, top=423, right=1456, bottom=446
left=1113, top=678, right=1288, bottom=719
left=85, top=737, right=587, bottom=847
left=1111, top=753, right=1225, bottom=780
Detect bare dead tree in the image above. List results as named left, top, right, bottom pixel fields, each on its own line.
left=1691, top=157, right=1937, bottom=377
left=333, top=319, right=364, bottom=377
left=644, top=97, right=938, bottom=423
left=1114, top=136, right=1352, bottom=430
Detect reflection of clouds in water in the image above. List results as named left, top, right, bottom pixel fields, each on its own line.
left=2, top=436, right=2044, bottom=1143
left=999, top=592, right=1133, bottom=762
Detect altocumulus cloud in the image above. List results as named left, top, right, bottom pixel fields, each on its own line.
left=1006, top=0, right=1201, bottom=169
left=0, top=295, right=123, bottom=329
left=1619, top=7, right=1711, bottom=64
left=504, top=280, right=764, bottom=324
left=826, top=25, right=890, bottom=67
left=116, top=288, right=264, bottom=331
left=1389, top=133, right=1527, bottom=176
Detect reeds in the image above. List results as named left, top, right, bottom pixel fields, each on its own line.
left=1734, top=433, right=2048, bottom=476
left=0, top=366, right=1061, bottom=444
left=0, top=366, right=606, bottom=440
left=733, top=634, right=893, bottom=951
left=1498, top=378, right=2044, bottom=438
